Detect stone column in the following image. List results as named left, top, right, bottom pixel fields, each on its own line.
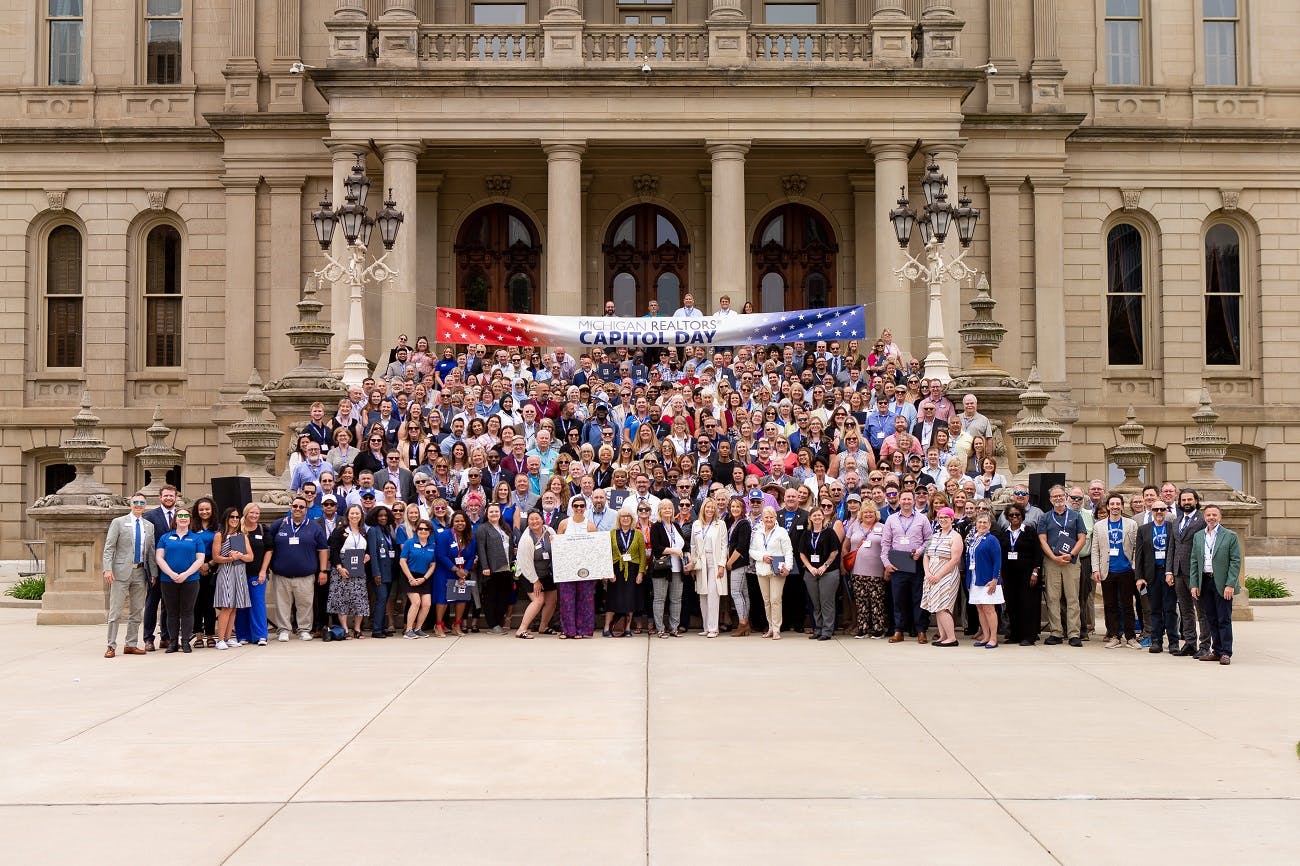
left=930, top=143, right=964, bottom=366
left=377, top=0, right=420, bottom=68
left=269, top=0, right=305, bottom=112
left=378, top=141, right=423, bottom=361
left=985, top=175, right=1023, bottom=374
left=986, top=0, right=1021, bottom=110
left=543, top=141, right=586, bottom=315
left=1029, top=0, right=1065, bottom=112
left=327, top=0, right=371, bottom=65
left=849, top=173, right=873, bottom=309
left=266, top=175, right=305, bottom=380
left=542, top=0, right=585, bottom=68
left=871, top=142, right=911, bottom=345
left=919, top=0, right=963, bottom=69
left=707, top=140, right=749, bottom=314
left=417, top=171, right=444, bottom=334
left=223, top=0, right=258, bottom=111
left=326, top=142, right=366, bottom=371
left=1030, top=175, right=1068, bottom=387
left=871, top=0, right=914, bottom=68
left=221, top=176, right=259, bottom=398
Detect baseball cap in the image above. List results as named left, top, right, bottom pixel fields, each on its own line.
left=748, top=490, right=764, bottom=502
left=359, top=489, right=377, bottom=500
left=320, top=494, right=337, bottom=504
left=846, top=493, right=862, bottom=503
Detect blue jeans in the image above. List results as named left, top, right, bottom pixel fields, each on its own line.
left=371, top=579, right=391, bottom=635
left=890, top=569, right=928, bottom=634
left=234, top=576, right=268, bottom=643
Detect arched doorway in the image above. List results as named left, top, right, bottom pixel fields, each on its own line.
left=750, top=203, right=838, bottom=312
left=454, top=204, right=542, bottom=313
left=602, top=203, right=690, bottom=315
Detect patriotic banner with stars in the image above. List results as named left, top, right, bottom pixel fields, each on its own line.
left=435, top=305, right=867, bottom=348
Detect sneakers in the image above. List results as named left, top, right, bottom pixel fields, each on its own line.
left=1068, top=637, right=1083, bottom=647
left=277, top=631, right=290, bottom=642
left=414, top=629, right=429, bottom=638
left=1105, top=638, right=1122, bottom=649
left=1125, top=638, right=1142, bottom=649
left=1140, top=636, right=1151, bottom=648
left=490, top=626, right=504, bottom=635
left=403, top=630, right=418, bottom=639
left=1044, top=635, right=1063, bottom=645
left=299, top=631, right=312, bottom=641
left=215, top=640, right=228, bottom=651
left=257, top=638, right=267, bottom=646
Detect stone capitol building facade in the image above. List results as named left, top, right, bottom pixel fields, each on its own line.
left=2, top=0, right=1298, bottom=558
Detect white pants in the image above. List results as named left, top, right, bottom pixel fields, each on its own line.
left=700, top=574, right=722, bottom=632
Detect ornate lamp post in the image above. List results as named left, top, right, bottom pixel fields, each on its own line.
left=888, top=155, right=980, bottom=384
left=310, top=154, right=405, bottom=387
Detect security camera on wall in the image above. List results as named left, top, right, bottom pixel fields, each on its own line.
left=978, top=62, right=997, bottom=77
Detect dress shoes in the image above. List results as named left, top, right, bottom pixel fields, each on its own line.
left=1198, top=653, right=1222, bottom=662
left=1219, top=655, right=1232, bottom=665
left=888, top=632, right=904, bottom=643
left=103, top=646, right=115, bottom=658
left=1018, top=639, right=1035, bottom=647
left=158, top=639, right=171, bottom=649
left=123, top=646, right=146, bottom=656
left=1148, top=645, right=1163, bottom=654
left=1068, top=637, right=1083, bottom=647
left=144, top=640, right=156, bottom=652
left=917, top=632, right=928, bottom=645
left=164, top=645, right=179, bottom=654
left=1044, top=635, right=1063, bottom=645
left=1176, top=646, right=1199, bottom=657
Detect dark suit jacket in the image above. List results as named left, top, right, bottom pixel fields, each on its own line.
left=1132, top=521, right=1171, bottom=587
left=373, top=466, right=416, bottom=504
left=144, top=505, right=173, bottom=544
left=1166, top=510, right=1207, bottom=578
left=911, top=420, right=939, bottom=451
left=473, top=521, right=514, bottom=575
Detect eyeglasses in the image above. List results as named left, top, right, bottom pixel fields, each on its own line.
left=175, top=512, right=191, bottom=518
left=1150, top=507, right=1167, bottom=513
left=1013, top=490, right=1029, bottom=496
left=130, top=499, right=147, bottom=506
left=976, top=506, right=991, bottom=512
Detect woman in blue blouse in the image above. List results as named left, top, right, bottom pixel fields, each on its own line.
left=366, top=505, right=398, bottom=638
left=440, top=511, right=477, bottom=637
left=154, top=508, right=205, bottom=654
left=189, top=496, right=219, bottom=648
left=399, top=519, right=437, bottom=639
left=967, top=512, right=1005, bottom=649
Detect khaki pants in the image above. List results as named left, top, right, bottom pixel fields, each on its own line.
left=106, top=568, right=148, bottom=649
left=273, top=574, right=316, bottom=635
left=757, top=572, right=786, bottom=633
left=1043, top=558, right=1080, bottom=639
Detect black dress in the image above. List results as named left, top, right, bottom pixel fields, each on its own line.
left=607, top=529, right=642, bottom=614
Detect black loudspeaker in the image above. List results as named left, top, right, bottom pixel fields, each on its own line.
left=1028, top=472, right=1066, bottom=512
left=211, top=476, right=252, bottom=517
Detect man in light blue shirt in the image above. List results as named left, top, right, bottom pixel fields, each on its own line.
left=863, top=395, right=899, bottom=457
left=672, top=293, right=704, bottom=318
left=526, top=428, right=560, bottom=478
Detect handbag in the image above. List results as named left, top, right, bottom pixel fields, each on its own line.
left=842, top=548, right=858, bottom=571
left=652, top=554, right=673, bottom=574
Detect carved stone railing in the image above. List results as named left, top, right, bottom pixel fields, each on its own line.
left=749, top=26, right=873, bottom=63
left=420, top=26, right=544, bottom=65
left=583, top=26, right=709, bottom=63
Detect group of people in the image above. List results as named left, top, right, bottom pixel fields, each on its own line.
left=101, top=304, right=1245, bottom=665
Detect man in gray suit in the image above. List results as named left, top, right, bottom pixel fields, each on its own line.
left=373, top=449, right=416, bottom=503
left=1165, top=486, right=1210, bottom=657
left=102, top=491, right=156, bottom=658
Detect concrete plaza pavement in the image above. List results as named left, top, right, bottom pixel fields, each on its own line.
left=2, top=605, right=1298, bottom=865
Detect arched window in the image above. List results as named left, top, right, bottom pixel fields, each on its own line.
left=45, top=224, right=83, bottom=368
left=144, top=224, right=183, bottom=367
left=750, top=204, right=837, bottom=313
left=602, top=204, right=690, bottom=315
left=454, top=204, right=541, bottom=314
left=1204, top=223, right=1242, bottom=366
left=1106, top=223, right=1144, bottom=366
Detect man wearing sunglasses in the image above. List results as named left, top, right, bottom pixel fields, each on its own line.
left=101, top=491, right=157, bottom=658
left=1134, top=497, right=1179, bottom=653
left=266, top=496, right=330, bottom=642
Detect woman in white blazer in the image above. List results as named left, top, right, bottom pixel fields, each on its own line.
left=691, top=498, right=729, bottom=638
left=749, top=506, right=794, bottom=639
left=513, top=510, right=555, bottom=639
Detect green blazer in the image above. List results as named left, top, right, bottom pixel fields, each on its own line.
left=610, top=528, right=648, bottom=581
left=1188, top=526, right=1242, bottom=594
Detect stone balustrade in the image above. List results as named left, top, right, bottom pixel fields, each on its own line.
left=583, top=26, right=709, bottom=64
left=749, top=26, right=873, bottom=64
left=421, top=26, right=544, bottom=65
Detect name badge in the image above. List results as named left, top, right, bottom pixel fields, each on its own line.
left=862, top=539, right=873, bottom=549
left=541, top=551, right=550, bottom=560
left=622, top=553, right=632, bottom=563
left=413, top=544, right=422, bottom=550
left=1155, top=552, right=1165, bottom=562
left=810, top=554, right=821, bottom=564
left=1109, top=547, right=1120, bottom=557
left=1058, top=541, right=1072, bottom=555
left=455, top=556, right=465, bottom=565
left=875, top=431, right=885, bottom=440
left=1007, top=551, right=1018, bottom=561
left=896, top=539, right=910, bottom=550
left=289, top=537, right=300, bottom=546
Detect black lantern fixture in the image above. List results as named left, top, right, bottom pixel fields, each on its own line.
left=916, top=210, right=934, bottom=246
left=929, top=191, right=953, bottom=244
left=375, top=188, right=404, bottom=251
left=953, top=187, right=980, bottom=248
left=343, top=154, right=371, bottom=211
left=889, top=186, right=917, bottom=249
left=919, top=155, right=946, bottom=206
left=310, top=189, right=338, bottom=251
left=337, top=191, right=365, bottom=247
left=358, top=213, right=375, bottom=249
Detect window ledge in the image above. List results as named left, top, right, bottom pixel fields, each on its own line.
left=1204, top=372, right=1259, bottom=402
left=1191, top=87, right=1265, bottom=124
left=25, top=373, right=86, bottom=405
left=1092, top=87, right=1169, bottom=124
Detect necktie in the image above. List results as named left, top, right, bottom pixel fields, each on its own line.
left=167, top=510, right=175, bottom=531
left=134, top=518, right=142, bottom=565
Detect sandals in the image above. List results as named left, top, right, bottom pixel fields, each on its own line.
left=516, top=631, right=534, bottom=639
left=542, top=627, right=560, bottom=636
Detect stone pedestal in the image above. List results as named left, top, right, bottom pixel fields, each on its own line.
left=226, top=371, right=292, bottom=522
left=1183, top=389, right=1261, bottom=621
left=27, top=394, right=128, bottom=625
left=1004, top=366, right=1064, bottom=498
left=706, top=1, right=749, bottom=69
left=919, top=2, right=963, bottom=69
left=541, top=0, right=585, bottom=68
left=950, top=274, right=1026, bottom=474
left=1109, top=407, right=1152, bottom=499
left=870, top=2, right=914, bottom=69
left=266, top=278, right=346, bottom=468
left=376, top=0, right=420, bottom=68
left=327, top=1, right=371, bottom=65
left=138, top=406, right=182, bottom=501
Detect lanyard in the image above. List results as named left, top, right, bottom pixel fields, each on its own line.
left=810, top=530, right=822, bottom=551
left=287, top=519, right=304, bottom=538
left=762, top=527, right=776, bottom=550
left=1010, top=529, right=1020, bottom=546
left=618, top=529, right=633, bottom=551
left=1052, top=510, right=1070, bottom=533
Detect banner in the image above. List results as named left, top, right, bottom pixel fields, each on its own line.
left=435, top=305, right=867, bottom=348
left=550, top=532, right=615, bottom=583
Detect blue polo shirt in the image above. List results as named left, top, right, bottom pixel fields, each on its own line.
left=1107, top=519, right=1131, bottom=573
left=158, top=531, right=204, bottom=583
left=267, top=517, right=328, bottom=577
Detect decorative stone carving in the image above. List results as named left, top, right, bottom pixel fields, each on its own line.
left=46, top=190, right=67, bottom=211
left=485, top=175, right=512, bottom=195
left=1120, top=188, right=1142, bottom=211
left=226, top=371, right=292, bottom=516
left=632, top=174, right=659, bottom=197
left=1219, top=189, right=1240, bottom=212
left=1109, top=406, right=1152, bottom=495
left=147, top=189, right=167, bottom=212
left=781, top=174, right=808, bottom=197
left=1005, top=366, right=1064, bottom=482
left=138, top=406, right=182, bottom=500
left=265, top=279, right=346, bottom=464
